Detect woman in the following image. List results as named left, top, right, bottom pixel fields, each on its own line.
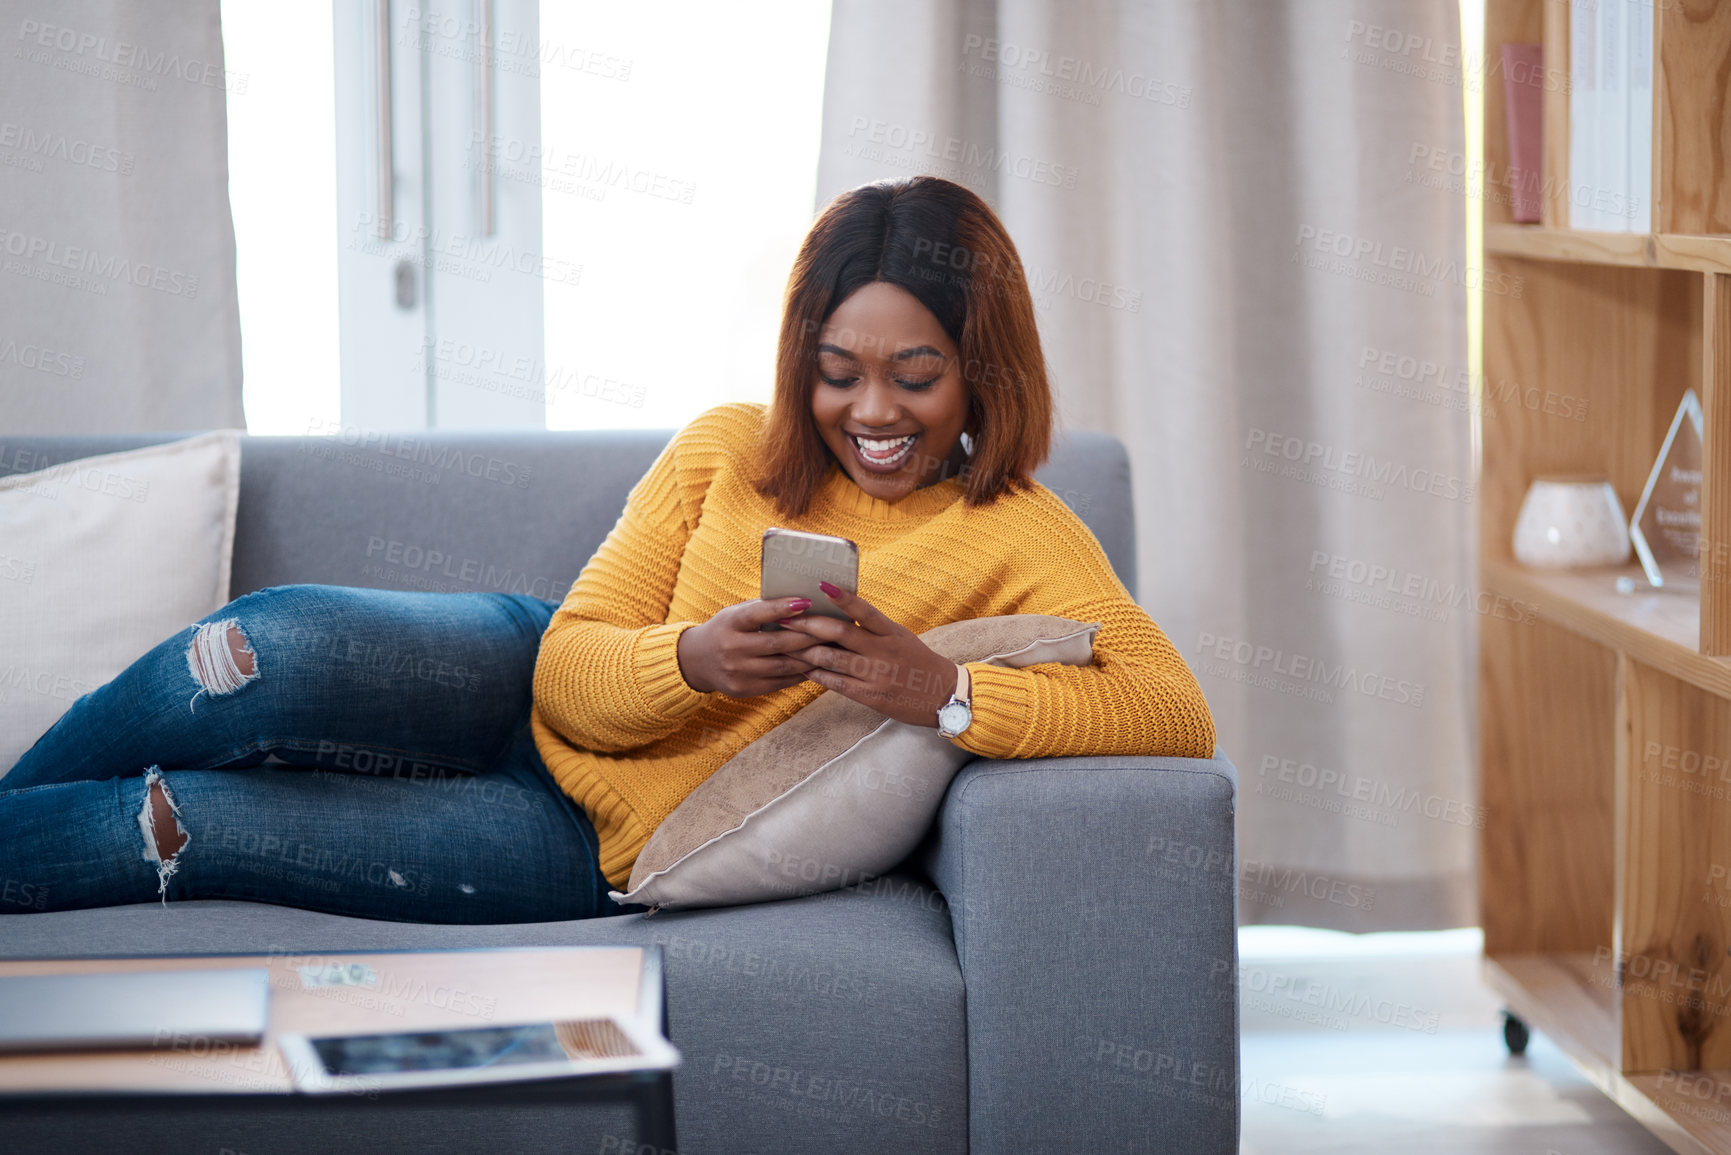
left=0, top=175, right=1214, bottom=924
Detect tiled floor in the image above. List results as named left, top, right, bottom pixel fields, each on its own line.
left=1238, top=928, right=1675, bottom=1154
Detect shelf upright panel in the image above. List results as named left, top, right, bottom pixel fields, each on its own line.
left=1541, top=0, right=1570, bottom=229
left=1656, top=3, right=1731, bottom=237
left=1700, top=274, right=1731, bottom=654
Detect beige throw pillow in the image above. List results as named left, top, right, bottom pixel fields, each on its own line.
left=0, top=432, right=241, bottom=775
left=611, top=614, right=1100, bottom=911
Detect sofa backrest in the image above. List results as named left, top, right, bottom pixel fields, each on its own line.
left=0, top=427, right=1137, bottom=601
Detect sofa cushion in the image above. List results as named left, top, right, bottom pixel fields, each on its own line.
left=0, top=874, right=967, bottom=1155
left=617, top=616, right=1099, bottom=911
left=0, top=431, right=240, bottom=775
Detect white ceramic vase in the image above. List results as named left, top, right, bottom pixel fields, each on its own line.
left=1511, top=476, right=1631, bottom=569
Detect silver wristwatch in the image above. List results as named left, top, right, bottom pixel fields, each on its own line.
left=937, top=663, right=973, bottom=738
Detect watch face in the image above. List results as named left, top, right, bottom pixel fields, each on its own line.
left=938, top=701, right=971, bottom=734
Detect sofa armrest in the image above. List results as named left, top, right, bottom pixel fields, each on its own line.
left=919, top=754, right=1240, bottom=1155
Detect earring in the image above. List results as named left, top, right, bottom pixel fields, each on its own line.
left=960, top=430, right=976, bottom=457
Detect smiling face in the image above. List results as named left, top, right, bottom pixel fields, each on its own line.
left=809, top=281, right=972, bottom=503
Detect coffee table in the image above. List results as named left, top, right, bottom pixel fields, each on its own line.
left=0, top=944, right=678, bottom=1154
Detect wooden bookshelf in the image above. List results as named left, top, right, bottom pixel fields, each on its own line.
left=1481, top=3, right=1731, bottom=1153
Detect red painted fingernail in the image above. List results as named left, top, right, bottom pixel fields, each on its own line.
left=788, top=598, right=812, bottom=611
left=818, top=581, right=841, bottom=598
left=778, top=618, right=797, bottom=626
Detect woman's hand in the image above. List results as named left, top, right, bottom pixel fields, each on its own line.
left=777, top=582, right=959, bottom=727
left=676, top=597, right=821, bottom=697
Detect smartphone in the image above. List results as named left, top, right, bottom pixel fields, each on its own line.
left=278, top=1016, right=679, bottom=1094
left=760, top=527, right=859, bottom=630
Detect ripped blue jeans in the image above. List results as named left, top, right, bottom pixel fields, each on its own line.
left=0, top=585, right=625, bottom=925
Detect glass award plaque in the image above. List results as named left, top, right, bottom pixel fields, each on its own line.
left=1630, top=388, right=1704, bottom=589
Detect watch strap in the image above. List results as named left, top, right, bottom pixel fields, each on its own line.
left=938, top=663, right=973, bottom=738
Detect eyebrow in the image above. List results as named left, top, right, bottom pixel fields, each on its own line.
left=817, top=343, right=947, bottom=361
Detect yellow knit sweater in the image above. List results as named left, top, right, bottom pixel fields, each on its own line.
left=531, top=402, right=1216, bottom=888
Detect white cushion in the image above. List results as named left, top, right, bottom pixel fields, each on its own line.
left=0, top=432, right=241, bottom=775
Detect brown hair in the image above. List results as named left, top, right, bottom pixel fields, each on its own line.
left=753, top=175, right=1054, bottom=517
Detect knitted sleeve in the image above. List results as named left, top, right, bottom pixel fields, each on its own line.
left=951, top=497, right=1217, bottom=762
left=531, top=412, right=731, bottom=753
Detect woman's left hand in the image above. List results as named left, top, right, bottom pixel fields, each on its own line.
left=776, top=582, right=959, bottom=728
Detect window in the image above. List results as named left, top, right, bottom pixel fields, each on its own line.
left=538, top=2, right=831, bottom=430
left=221, top=2, right=829, bottom=434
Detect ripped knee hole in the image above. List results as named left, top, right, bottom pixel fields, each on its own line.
left=138, top=768, right=188, bottom=904
left=186, top=618, right=259, bottom=706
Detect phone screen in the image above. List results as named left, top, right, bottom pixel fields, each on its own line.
left=308, top=1020, right=638, bottom=1076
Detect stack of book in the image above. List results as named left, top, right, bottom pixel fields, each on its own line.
left=1569, top=0, right=1653, bottom=233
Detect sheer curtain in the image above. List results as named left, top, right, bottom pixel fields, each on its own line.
left=818, top=0, right=1474, bottom=930
left=0, top=0, right=243, bottom=433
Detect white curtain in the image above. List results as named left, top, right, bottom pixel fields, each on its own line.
left=818, top=0, right=1474, bottom=930
left=0, top=0, right=243, bottom=433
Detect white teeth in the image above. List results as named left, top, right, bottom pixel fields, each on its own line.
left=852, top=434, right=916, bottom=465
left=854, top=434, right=915, bottom=455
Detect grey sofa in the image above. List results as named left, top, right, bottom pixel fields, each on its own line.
left=0, top=426, right=1240, bottom=1155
